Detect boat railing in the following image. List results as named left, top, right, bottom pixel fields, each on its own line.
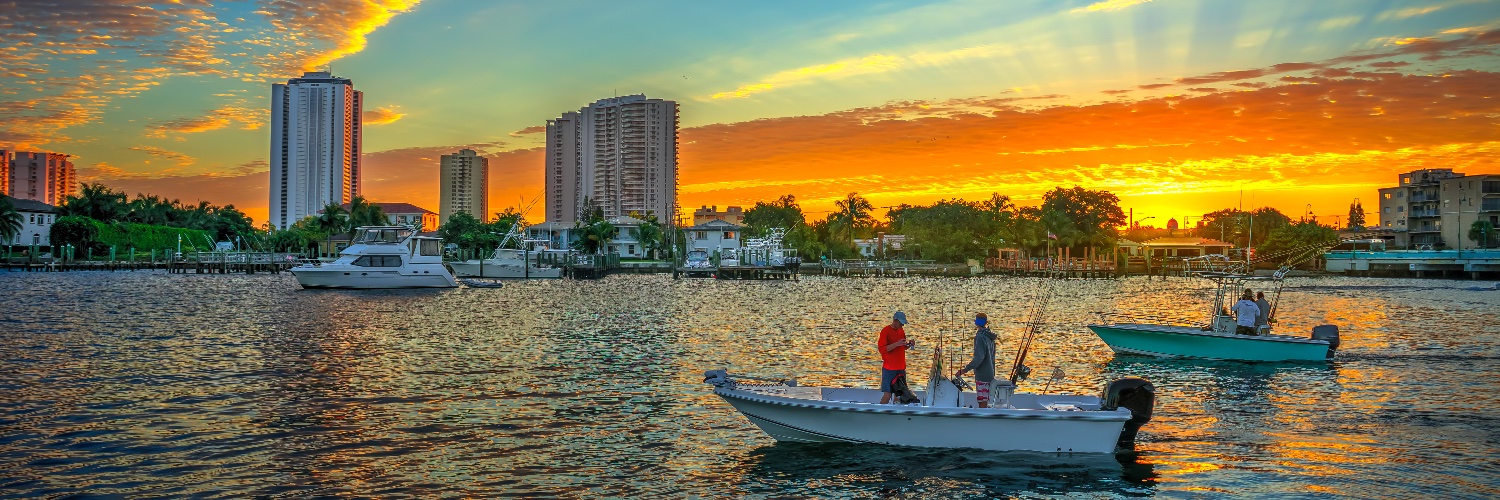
left=1094, top=311, right=1206, bottom=328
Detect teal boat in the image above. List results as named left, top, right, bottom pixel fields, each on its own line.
left=1087, top=270, right=1340, bottom=362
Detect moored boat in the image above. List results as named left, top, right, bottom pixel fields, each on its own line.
left=290, top=226, right=457, bottom=289
left=448, top=224, right=564, bottom=279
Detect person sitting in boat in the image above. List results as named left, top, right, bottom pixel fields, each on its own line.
left=877, top=311, right=914, bottom=404
left=1234, top=289, right=1261, bottom=336
left=954, top=312, right=998, bottom=408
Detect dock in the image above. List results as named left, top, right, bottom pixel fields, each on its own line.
left=1325, top=249, right=1500, bottom=279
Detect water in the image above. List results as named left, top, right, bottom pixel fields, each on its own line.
left=1, top=272, right=1497, bottom=498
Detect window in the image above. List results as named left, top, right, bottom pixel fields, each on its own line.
left=353, top=255, right=402, bottom=267
left=724, top=231, right=735, bottom=239
left=1383, top=207, right=1390, bottom=214
left=1384, top=193, right=1391, bottom=200
left=28, top=214, right=34, bottom=223
left=419, top=239, right=442, bottom=256
left=695, top=231, right=707, bottom=239
left=1397, top=206, right=1404, bottom=212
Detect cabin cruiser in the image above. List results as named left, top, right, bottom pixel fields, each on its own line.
left=448, top=224, right=563, bottom=279
left=290, top=226, right=456, bottom=289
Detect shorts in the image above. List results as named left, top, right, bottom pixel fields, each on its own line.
left=1236, top=325, right=1258, bottom=336
left=880, top=368, right=906, bottom=393
left=976, top=380, right=992, bottom=404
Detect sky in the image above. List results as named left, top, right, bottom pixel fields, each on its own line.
left=4, top=0, right=1499, bottom=228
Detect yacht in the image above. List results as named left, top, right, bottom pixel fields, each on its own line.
left=291, top=226, right=457, bottom=289
left=448, top=225, right=564, bottom=279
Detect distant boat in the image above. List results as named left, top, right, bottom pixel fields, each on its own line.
left=1087, top=269, right=1340, bottom=362
left=290, top=226, right=457, bottom=289
left=449, top=224, right=564, bottom=279
left=460, top=278, right=504, bottom=288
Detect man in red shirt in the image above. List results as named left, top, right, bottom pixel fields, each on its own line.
left=878, top=311, right=913, bottom=404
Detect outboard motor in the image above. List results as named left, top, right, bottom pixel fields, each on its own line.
left=1311, top=324, right=1341, bottom=359
left=1100, top=378, right=1155, bottom=448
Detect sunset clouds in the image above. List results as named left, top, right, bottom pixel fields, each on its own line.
left=3, top=0, right=1497, bottom=228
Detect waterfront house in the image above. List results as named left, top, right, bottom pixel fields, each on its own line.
left=1142, top=236, right=1233, bottom=259
left=605, top=215, right=648, bottom=258
left=525, top=221, right=579, bottom=251
left=854, top=234, right=906, bottom=258
left=687, top=219, right=742, bottom=256
left=338, top=202, right=439, bottom=232
left=5, top=198, right=56, bottom=250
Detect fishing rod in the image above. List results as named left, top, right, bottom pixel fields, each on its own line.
left=1008, top=279, right=1054, bottom=384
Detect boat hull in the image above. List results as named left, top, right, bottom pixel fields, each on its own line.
left=449, top=261, right=563, bottom=279
left=291, top=266, right=457, bottom=289
left=715, top=388, right=1131, bottom=454
left=1087, top=323, right=1331, bottom=362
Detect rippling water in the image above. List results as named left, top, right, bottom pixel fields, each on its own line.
left=2, top=272, right=1497, bottom=498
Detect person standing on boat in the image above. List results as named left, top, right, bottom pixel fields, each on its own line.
left=1234, top=289, right=1261, bottom=336
left=1255, top=291, right=1272, bottom=329
left=877, top=311, right=914, bottom=404
left=955, top=312, right=998, bottom=408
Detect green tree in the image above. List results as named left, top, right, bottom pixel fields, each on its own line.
left=1258, top=221, right=1338, bottom=267
left=0, top=196, right=22, bottom=245
left=315, top=203, right=350, bottom=236
left=574, top=219, right=615, bottom=255
left=1198, top=207, right=1291, bottom=247
left=1470, top=220, right=1497, bottom=248
left=829, top=192, right=874, bottom=251
left=887, top=198, right=989, bottom=263
left=637, top=215, right=664, bottom=259
left=743, top=195, right=806, bottom=237
left=59, top=183, right=127, bottom=221
left=347, top=196, right=388, bottom=228
left=50, top=216, right=99, bottom=250
left=438, top=211, right=486, bottom=251
left=1039, top=186, right=1126, bottom=251
left=1348, top=200, right=1366, bottom=231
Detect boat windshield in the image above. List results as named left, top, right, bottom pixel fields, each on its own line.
left=354, top=228, right=412, bottom=244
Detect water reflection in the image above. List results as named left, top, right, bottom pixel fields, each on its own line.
left=1, top=272, right=1497, bottom=497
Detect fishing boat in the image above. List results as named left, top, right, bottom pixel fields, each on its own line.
left=707, top=286, right=1157, bottom=454
left=290, top=226, right=457, bottom=289
left=1087, top=269, right=1340, bottom=362
left=448, top=224, right=563, bottom=279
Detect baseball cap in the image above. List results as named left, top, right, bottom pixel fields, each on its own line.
left=894, top=311, right=908, bottom=325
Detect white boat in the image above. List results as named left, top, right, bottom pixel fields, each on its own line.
left=704, top=368, right=1155, bottom=454
left=449, top=225, right=564, bottom=279
left=291, top=226, right=457, bottom=289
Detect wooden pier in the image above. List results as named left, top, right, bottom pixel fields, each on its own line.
left=715, top=265, right=799, bottom=280
left=4, top=252, right=300, bottom=275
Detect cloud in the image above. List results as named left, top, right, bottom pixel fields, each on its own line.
left=252, top=0, right=424, bottom=75
left=509, top=125, right=546, bottom=137
left=362, top=106, right=405, bottom=126
left=710, top=54, right=904, bottom=99
left=129, top=145, right=195, bottom=167
left=1070, top=0, right=1154, bottom=14
left=147, top=104, right=266, bottom=138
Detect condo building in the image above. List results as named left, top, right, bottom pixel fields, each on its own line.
left=269, top=71, right=363, bottom=229
left=439, top=149, right=489, bottom=224
left=6, top=151, right=75, bottom=205
left=544, top=94, right=678, bottom=223
left=1378, top=168, right=1500, bottom=249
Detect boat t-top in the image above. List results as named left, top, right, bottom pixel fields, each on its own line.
left=448, top=224, right=563, bottom=279
left=290, top=226, right=457, bottom=289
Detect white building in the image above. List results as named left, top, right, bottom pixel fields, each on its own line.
left=687, top=219, right=741, bottom=256
left=5, top=198, right=56, bottom=248
left=544, top=94, right=678, bottom=223
left=440, top=149, right=488, bottom=224
left=269, top=71, right=363, bottom=229
left=7, top=151, right=75, bottom=205
left=606, top=215, right=647, bottom=258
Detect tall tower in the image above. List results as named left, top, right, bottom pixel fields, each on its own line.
left=269, top=71, right=363, bottom=229
left=8, top=151, right=74, bottom=205
left=439, top=149, right=489, bottom=224
left=544, top=94, right=678, bottom=223
left=0, top=150, right=9, bottom=198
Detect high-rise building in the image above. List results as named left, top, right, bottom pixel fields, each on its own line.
left=269, top=71, right=363, bottom=229
left=439, top=149, right=489, bottom=224
left=544, top=94, right=678, bottom=223
left=7, top=151, right=74, bottom=205
left=0, top=150, right=9, bottom=197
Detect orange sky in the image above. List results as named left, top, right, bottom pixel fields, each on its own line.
left=10, top=1, right=1498, bottom=229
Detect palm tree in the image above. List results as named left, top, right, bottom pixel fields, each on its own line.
left=59, top=183, right=127, bottom=221
left=831, top=192, right=875, bottom=249
left=316, top=203, right=349, bottom=236
left=347, top=196, right=388, bottom=228
left=0, top=196, right=23, bottom=246
left=637, top=216, right=663, bottom=259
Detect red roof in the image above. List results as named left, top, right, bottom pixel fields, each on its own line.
left=340, top=202, right=435, bottom=215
